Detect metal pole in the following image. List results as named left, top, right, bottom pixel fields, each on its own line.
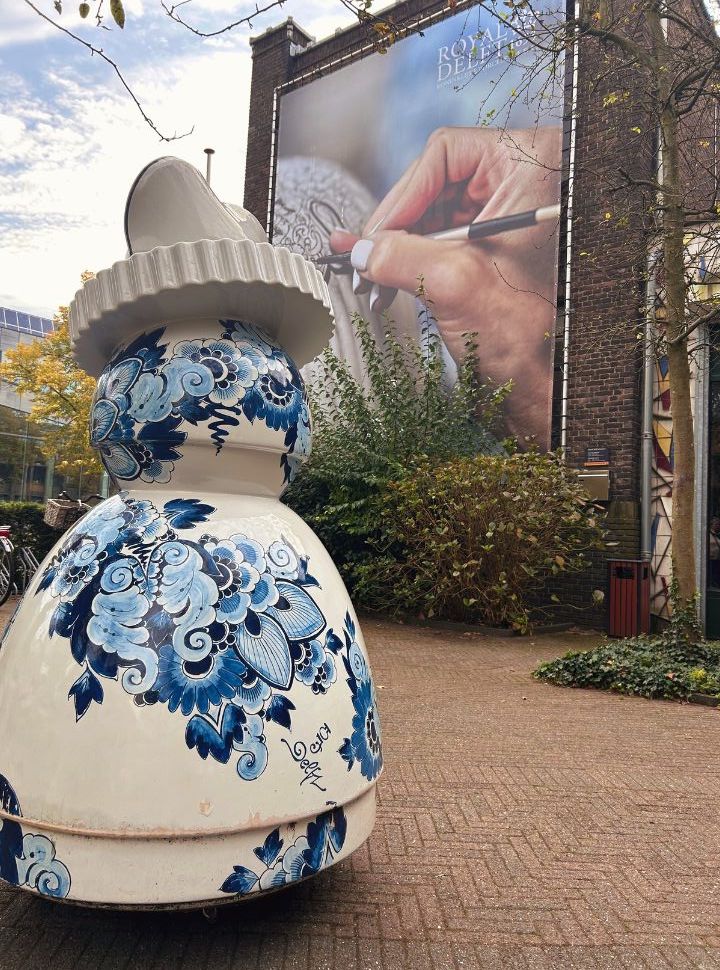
left=204, top=148, right=215, bottom=186
left=44, top=455, right=55, bottom=501
left=19, top=419, right=29, bottom=501
left=560, top=1, right=580, bottom=457
left=641, top=252, right=659, bottom=563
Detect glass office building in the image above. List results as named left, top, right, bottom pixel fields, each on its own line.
left=0, top=307, right=103, bottom=502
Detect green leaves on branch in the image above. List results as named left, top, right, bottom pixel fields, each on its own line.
left=54, top=1, right=124, bottom=26
left=284, top=311, right=505, bottom=600
left=535, top=638, right=720, bottom=701
left=110, top=0, right=125, bottom=28
left=535, top=583, right=711, bottom=701
left=285, top=309, right=604, bottom=631
left=354, top=452, right=605, bottom=633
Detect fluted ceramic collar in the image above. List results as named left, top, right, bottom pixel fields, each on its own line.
left=69, top=158, right=334, bottom=376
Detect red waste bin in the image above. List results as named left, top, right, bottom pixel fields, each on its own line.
left=608, top=560, right=650, bottom=637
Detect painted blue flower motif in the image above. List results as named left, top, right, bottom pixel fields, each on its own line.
left=51, top=539, right=101, bottom=599
left=40, top=497, right=131, bottom=599
left=265, top=539, right=301, bottom=580
left=220, top=807, right=347, bottom=897
left=36, top=495, right=331, bottom=784
left=338, top=614, right=383, bottom=782
left=0, top=775, right=71, bottom=900
left=123, top=499, right=170, bottom=543
left=92, top=357, right=143, bottom=438
left=156, top=644, right=248, bottom=716
left=235, top=675, right=272, bottom=714
left=97, top=429, right=185, bottom=486
left=90, top=321, right=311, bottom=486
left=244, top=366, right=304, bottom=431
left=174, top=339, right=258, bottom=406
left=346, top=678, right=383, bottom=781
left=206, top=535, right=279, bottom=626
left=222, top=321, right=276, bottom=357
left=295, top=636, right=337, bottom=694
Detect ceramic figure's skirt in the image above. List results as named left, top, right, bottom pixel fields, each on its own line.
left=0, top=493, right=382, bottom=907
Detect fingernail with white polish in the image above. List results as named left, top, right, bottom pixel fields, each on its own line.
left=353, top=270, right=372, bottom=295
left=351, top=238, right=374, bottom=272
left=370, top=285, right=398, bottom=314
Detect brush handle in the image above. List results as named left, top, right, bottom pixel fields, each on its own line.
left=313, top=204, right=561, bottom=266
left=433, top=205, right=560, bottom=242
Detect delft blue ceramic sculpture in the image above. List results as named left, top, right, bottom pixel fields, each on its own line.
left=0, top=158, right=382, bottom=908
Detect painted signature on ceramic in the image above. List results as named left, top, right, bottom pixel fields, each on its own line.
left=281, top=737, right=328, bottom=791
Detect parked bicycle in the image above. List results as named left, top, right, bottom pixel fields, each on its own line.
left=0, top=527, right=40, bottom=608
left=0, top=493, right=105, bottom=607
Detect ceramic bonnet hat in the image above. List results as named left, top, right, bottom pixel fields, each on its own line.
left=70, top=156, right=334, bottom=377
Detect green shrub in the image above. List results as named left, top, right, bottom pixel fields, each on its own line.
left=0, top=502, right=56, bottom=562
left=534, top=596, right=720, bottom=700
left=284, top=312, right=506, bottom=590
left=353, top=451, right=604, bottom=632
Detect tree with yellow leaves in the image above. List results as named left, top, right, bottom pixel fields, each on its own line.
left=0, top=304, right=101, bottom=477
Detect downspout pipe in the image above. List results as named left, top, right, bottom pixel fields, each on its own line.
left=641, top=252, right=660, bottom=563
left=560, top=0, right=580, bottom=456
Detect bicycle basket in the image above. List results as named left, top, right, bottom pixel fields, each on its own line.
left=44, top=499, right=87, bottom=530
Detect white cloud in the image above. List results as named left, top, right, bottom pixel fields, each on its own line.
left=0, top=5, right=58, bottom=47
left=1, top=1, right=357, bottom=317
left=1, top=45, right=252, bottom=316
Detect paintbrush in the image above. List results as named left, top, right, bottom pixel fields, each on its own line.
left=312, top=203, right=561, bottom=269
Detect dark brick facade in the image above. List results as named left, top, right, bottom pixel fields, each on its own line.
left=554, top=36, right=655, bottom=616
left=245, top=0, right=656, bottom=623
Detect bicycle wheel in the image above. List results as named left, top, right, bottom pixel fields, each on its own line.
left=0, top=539, right=14, bottom=607
left=17, top=547, right=39, bottom=593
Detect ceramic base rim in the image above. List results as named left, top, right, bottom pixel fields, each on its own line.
left=0, top=786, right=376, bottom=910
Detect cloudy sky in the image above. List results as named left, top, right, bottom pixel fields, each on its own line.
left=0, top=0, right=356, bottom=318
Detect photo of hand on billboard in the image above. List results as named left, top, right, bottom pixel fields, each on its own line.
left=329, top=126, right=562, bottom=445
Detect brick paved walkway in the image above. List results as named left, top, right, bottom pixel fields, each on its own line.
left=2, top=598, right=720, bottom=969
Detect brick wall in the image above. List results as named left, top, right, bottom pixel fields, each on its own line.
left=245, top=18, right=316, bottom=230
left=556, top=37, right=653, bottom=618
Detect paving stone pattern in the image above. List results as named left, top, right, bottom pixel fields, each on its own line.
left=2, top=601, right=720, bottom=969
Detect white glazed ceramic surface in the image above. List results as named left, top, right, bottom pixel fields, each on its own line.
left=0, top=161, right=382, bottom=909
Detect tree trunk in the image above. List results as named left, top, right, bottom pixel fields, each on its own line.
left=650, top=9, right=697, bottom=610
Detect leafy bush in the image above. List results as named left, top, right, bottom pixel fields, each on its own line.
left=0, top=502, right=57, bottom=562
left=353, top=451, right=604, bottom=632
left=284, top=312, right=506, bottom=590
left=534, top=597, right=720, bottom=700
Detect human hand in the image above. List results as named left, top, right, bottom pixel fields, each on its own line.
left=330, top=126, right=562, bottom=444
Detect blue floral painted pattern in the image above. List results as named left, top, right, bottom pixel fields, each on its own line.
left=36, top=495, right=345, bottom=782
left=220, top=807, right=346, bottom=896
left=338, top=614, right=383, bottom=781
left=0, top=775, right=71, bottom=899
left=90, top=320, right=311, bottom=485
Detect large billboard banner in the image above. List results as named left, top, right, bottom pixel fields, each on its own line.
left=273, top=3, right=565, bottom=447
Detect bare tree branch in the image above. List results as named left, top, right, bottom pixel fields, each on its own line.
left=161, top=0, right=290, bottom=38
left=22, top=0, right=194, bottom=141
